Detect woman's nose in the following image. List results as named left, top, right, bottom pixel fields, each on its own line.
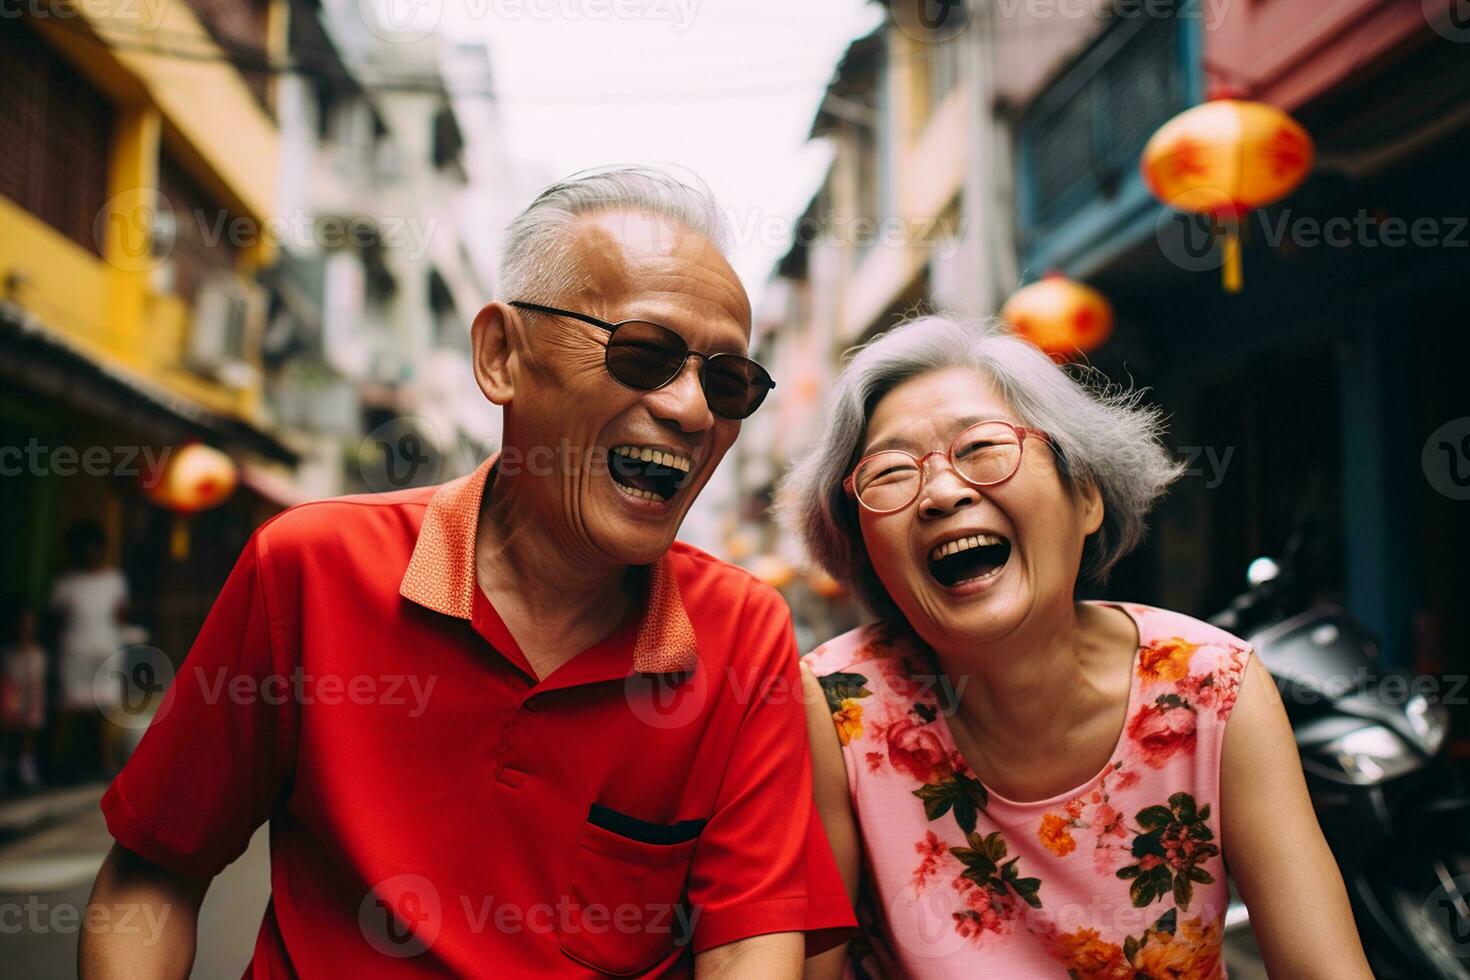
left=917, top=457, right=980, bottom=519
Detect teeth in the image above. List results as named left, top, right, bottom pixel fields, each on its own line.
left=613, top=482, right=666, bottom=503
left=611, top=445, right=692, bottom=474
left=930, top=534, right=1006, bottom=561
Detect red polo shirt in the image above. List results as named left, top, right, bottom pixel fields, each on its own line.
left=102, top=456, right=854, bottom=977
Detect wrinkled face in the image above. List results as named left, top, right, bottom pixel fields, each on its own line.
left=855, top=367, right=1102, bottom=647
left=506, top=210, right=751, bottom=566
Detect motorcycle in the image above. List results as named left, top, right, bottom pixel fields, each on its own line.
left=1210, top=532, right=1470, bottom=978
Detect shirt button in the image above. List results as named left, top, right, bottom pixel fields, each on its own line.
left=522, top=698, right=539, bottom=712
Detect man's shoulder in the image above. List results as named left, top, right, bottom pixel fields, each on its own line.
left=665, top=540, right=785, bottom=614
left=251, top=484, right=439, bottom=561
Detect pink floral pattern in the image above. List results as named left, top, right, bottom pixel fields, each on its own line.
left=804, top=603, right=1250, bottom=978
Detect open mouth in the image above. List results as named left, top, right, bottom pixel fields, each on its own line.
left=608, top=445, right=694, bottom=504
left=927, top=533, right=1012, bottom=588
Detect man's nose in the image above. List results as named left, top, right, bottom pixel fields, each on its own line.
left=917, top=457, right=979, bottom=519
left=646, top=356, right=715, bottom=433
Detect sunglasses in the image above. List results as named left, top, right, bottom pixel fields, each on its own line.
left=509, top=302, right=775, bottom=420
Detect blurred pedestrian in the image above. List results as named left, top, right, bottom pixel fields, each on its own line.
left=1, top=600, right=48, bottom=794
left=49, top=521, right=129, bottom=780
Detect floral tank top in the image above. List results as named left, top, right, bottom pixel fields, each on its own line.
left=803, top=602, right=1252, bottom=979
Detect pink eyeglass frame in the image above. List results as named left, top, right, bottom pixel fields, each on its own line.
left=842, top=419, right=1052, bottom=514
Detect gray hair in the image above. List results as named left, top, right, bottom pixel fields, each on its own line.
left=778, top=315, right=1186, bottom=620
left=498, top=165, right=732, bottom=303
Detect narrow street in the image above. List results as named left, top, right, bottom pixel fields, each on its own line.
left=0, top=791, right=269, bottom=979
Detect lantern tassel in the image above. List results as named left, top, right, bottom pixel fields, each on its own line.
left=170, top=517, right=191, bottom=561
left=1222, top=220, right=1243, bottom=293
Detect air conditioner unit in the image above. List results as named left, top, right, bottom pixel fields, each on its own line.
left=188, top=274, right=262, bottom=388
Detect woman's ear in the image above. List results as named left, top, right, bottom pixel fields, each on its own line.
left=470, top=302, right=517, bottom=406
left=1078, top=478, right=1105, bottom=537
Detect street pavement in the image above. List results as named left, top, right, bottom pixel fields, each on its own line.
left=0, top=788, right=269, bottom=979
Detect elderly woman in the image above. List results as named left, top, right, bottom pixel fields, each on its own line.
left=783, top=316, right=1369, bottom=978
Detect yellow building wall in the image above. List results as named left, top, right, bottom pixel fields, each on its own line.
left=3, top=1, right=282, bottom=423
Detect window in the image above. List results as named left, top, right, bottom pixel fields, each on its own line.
left=0, top=19, right=114, bottom=255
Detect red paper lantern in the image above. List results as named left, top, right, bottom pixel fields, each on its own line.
left=145, top=442, right=238, bottom=513
left=1142, top=97, right=1314, bottom=292
left=1000, top=273, right=1113, bottom=360
left=143, top=442, right=238, bottom=559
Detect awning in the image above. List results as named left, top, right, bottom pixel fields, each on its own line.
left=0, top=300, right=299, bottom=464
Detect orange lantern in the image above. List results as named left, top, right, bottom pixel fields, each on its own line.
left=808, top=568, right=846, bottom=601
left=143, top=442, right=238, bottom=559
left=999, top=272, right=1113, bottom=360
left=749, top=554, right=796, bottom=591
left=1141, top=96, right=1314, bottom=292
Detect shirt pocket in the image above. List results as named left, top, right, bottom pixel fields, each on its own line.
left=558, top=804, right=706, bottom=976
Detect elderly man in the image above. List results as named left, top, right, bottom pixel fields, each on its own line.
left=81, top=168, right=855, bottom=978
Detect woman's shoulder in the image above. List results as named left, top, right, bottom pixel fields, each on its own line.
left=802, top=619, right=920, bottom=679
left=1110, top=602, right=1254, bottom=717
left=1113, top=602, right=1251, bottom=658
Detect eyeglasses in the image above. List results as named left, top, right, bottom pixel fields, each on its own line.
left=843, top=420, right=1051, bottom=514
left=508, top=301, right=775, bottom=420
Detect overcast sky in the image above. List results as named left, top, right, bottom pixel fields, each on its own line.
left=438, top=0, right=883, bottom=305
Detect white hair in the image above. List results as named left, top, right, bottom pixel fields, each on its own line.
left=778, top=314, right=1187, bottom=620
left=498, top=165, right=732, bottom=304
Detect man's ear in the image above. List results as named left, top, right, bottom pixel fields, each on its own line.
left=470, top=302, right=517, bottom=406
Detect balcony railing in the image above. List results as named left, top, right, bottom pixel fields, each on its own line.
left=1016, top=3, right=1202, bottom=274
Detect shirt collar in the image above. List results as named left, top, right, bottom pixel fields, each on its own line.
left=399, top=454, right=699, bottom=674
